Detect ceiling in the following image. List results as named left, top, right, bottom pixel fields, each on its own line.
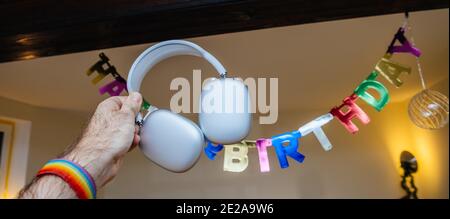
left=0, top=9, right=448, bottom=113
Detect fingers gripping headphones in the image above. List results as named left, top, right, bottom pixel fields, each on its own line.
left=127, top=40, right=252, bottom=172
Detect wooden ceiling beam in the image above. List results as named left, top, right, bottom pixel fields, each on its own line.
left=0, top=0, right=448, bottom=63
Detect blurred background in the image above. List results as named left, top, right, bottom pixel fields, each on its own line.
left=0, top=8, right=448, bottom=198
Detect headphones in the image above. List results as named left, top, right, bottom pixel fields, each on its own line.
left=127, top=40, right=251, bottom=172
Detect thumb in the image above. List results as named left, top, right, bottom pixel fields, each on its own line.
left=121, top=92, right=143, bottom=116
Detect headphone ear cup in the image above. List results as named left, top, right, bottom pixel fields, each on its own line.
left=199, top=78, right=252, bottom=144
left=139, top=109, right=204, bottom=172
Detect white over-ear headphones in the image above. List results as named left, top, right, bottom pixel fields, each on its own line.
left=128, top=40, right=251, bottom=172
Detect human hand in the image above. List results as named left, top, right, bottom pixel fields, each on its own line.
left=18, top=92, right=143, bottom=199
left=63, top=92, right=143, bottom=188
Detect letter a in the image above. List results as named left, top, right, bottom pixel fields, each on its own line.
left=375, top=53, right=411, bottom=88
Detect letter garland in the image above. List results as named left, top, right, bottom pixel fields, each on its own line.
left=210, top=20, right=422, bottom=173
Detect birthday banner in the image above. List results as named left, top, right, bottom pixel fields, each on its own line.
left=86, top=25, right=421, bottom=173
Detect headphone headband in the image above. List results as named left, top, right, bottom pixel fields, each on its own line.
left=127, top=40, right=227, bottom=94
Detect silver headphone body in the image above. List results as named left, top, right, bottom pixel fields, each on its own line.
left=128, top=40, right=251, bottom=172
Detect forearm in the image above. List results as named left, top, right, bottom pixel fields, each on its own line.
left=18, top=175, right=76, bottom=199
left=18, top=142, right=110, bottom=199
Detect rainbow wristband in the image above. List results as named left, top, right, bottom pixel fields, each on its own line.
left=37, top=159, right=96, bottom=199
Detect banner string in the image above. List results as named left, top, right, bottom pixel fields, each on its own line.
left=404, top=13, right=427, bottom=90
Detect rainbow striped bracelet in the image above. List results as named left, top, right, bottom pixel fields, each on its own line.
left=37, top=159, right=97, bottom=199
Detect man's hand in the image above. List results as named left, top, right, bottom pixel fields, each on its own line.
left=64, top=92, right=143, bottom=187
left=19, top=92, right=142, bottom=198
